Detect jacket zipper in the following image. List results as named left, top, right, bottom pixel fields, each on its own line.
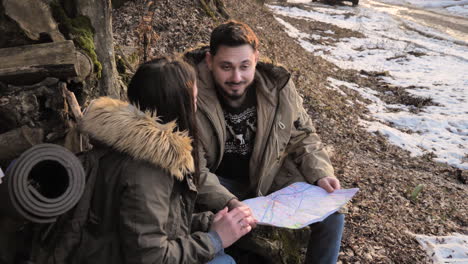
left=256, top=94, right=281, bottom=196
left=276, top=121, right=286, bottom=161
left=255, top=74, right=291, bottom=196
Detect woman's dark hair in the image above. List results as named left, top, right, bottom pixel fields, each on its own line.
left=127, top=57, right=200, bottom=184
left=210, top=20, right=259, bottom=55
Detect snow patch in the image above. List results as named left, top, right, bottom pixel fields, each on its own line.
left=413, top=233, right=468, bottom=264
left=269, top=1, right=468, bottom=169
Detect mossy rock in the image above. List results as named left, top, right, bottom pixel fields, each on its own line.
left=49, top=1, right=102, bottom=78
left=228, top=225, right=310, bottom=264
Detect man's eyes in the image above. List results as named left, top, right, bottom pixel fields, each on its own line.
left=219, top=64, right=251, bottom=71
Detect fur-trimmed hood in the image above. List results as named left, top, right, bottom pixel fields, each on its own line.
left=79, top=97, right=194, bottom=180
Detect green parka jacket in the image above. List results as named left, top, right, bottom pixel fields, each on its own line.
left=186, top=48, right=335, bottom=197
left=74, top=97, right=219, bottom=264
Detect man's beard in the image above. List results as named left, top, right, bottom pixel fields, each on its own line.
left=215, top=81, right=252, bottom=101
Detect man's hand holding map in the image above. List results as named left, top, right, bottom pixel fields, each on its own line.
left=243, top=182, right=359, bottom=229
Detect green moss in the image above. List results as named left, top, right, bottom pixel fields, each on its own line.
left=50, top=2, right=102, bottom=78
left=121, top=50, right=140, bottom=70
left=410, top=184, right=424, bottom=202
left=116, top=55, right=126, bottom=74
left=127, top=52, right=140, bottom=66
left=115, top=54, right=131, bottom=86
left=199, top=0, right=217, bottom=20
left=275, top=229, right=304, bottom=263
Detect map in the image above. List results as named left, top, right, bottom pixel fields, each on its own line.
left=0, top=167, right=4, bottom=184
left=243, top=182, right=359, bottom=229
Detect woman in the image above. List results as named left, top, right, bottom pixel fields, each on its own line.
left=79, top=57, right=253, bottom=263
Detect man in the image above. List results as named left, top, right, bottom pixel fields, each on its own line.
left=186, top=20, right=344, bottom=264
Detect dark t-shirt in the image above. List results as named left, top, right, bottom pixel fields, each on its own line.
left=215, top=86, right=257, bottom=198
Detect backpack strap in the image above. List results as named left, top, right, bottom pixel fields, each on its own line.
left=35, top=148, right=110, bottom=264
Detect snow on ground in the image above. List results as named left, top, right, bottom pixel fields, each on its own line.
left=287, top=0, right=468, bottom=17
left=413, top=233, right=468, bottom=264
left=268, top=1, right=468, bottom=169
left=376, top=0, right=468, bottom=17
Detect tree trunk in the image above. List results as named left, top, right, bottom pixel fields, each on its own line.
left=75, top=0, right=121, bottom=98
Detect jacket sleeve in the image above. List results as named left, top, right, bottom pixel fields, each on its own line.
left=119, top=160, right=216, bottom=264
left=190, top=212, right=213, bottom=232
left=285, top=80, right=335, bottom=184
left=196, top=149, right=237, bottom=212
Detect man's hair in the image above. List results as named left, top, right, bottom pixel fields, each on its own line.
left=210, top=20, right=259, bottom=55
left=127, top=56, right=200, bottom=183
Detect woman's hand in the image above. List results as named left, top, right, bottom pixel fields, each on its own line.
left=227, top=199, right=257, bottom=228
left=210, top=206, right=254, bottom=248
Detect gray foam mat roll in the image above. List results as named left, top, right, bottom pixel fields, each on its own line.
left=0, top=144, right=85, bottom=223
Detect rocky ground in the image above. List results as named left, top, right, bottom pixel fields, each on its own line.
left=112, top=1, right=467, bottom=263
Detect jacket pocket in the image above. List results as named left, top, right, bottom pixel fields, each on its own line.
left=269, top=156, right=305, bottom=194
left=80, top=231, right=122, bottom=264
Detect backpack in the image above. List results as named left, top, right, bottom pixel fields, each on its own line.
left=33, top=148, right=118, bottom=264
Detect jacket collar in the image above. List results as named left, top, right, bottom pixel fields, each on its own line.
left=254, top=62, right=290, bottom=106
left=79, top=97, right=194, bottom=181
left=196, top=59, right=221, bottom=109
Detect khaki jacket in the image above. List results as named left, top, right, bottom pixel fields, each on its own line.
left=187, top=49, right=335, bottom=197
left=77, top=97, right=218, bottom=264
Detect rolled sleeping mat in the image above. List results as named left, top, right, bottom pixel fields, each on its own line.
left=0, top=144, right=85, bottom=223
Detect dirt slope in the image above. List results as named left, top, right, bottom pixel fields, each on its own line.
left=113, top=1, right=467, bottom=263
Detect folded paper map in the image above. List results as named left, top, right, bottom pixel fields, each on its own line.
left=243, top=182, right=359, bottom=229
left=0, top=167, right=4, bottom=184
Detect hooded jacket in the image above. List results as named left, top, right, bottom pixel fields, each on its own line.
left=77, top=97, right=219, bottom=264
left=185, top=48, right=335, bottom=197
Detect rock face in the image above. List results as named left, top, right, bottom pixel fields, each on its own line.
left=3, top=0, right=64, bottom=42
